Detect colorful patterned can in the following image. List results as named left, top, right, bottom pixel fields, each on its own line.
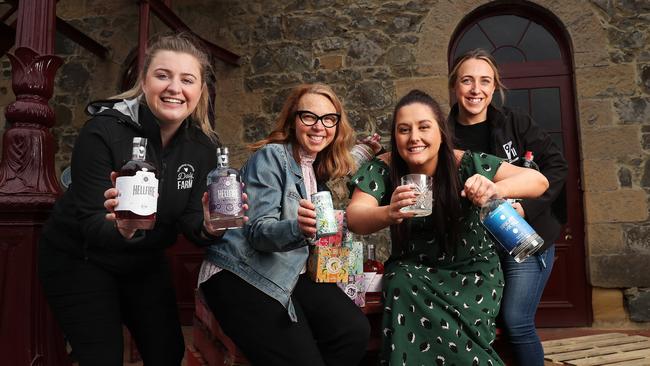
left=311, top=191, right=338, bottom=238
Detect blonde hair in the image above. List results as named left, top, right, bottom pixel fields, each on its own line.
left=448, top=48, right=506, bottom=104
left=248, top=83, right=356, bottom=181
left=112, top=32, right=218, bottom=143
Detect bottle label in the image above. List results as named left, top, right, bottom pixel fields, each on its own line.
left=115, top=171, right=158, bottom=215
left=363, top=272, right=383, bottom=293
left=482, top=202, right=537, bottom=252
left=208, top=176, right=242, bottom=215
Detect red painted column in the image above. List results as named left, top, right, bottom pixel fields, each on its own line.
left=0, top=0, right=70, bottom=365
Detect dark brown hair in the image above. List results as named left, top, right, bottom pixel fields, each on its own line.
left=389, top=90, right=462, bottom=254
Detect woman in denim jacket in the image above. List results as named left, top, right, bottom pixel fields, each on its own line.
left=199, top=83, right=370, bottom=366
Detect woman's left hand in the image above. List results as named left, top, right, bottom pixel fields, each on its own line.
left=297, top=199, right=317, bottom=238
left=461, top=174, right=501, bottom=207
left=201, top=182, right=249, bottom=238
left=358, top=133, right=383, bottom=154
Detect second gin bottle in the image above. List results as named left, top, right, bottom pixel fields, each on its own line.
left=207, top=147, right=244, bottom=230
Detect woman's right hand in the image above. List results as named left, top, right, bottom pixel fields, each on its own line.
left=297, top=199, right=317, bottom=238
left=104, top=171, right=137, bottom=239
left=387, top=184, right=418, bottom=224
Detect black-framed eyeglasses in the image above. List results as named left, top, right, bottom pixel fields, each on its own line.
left=296, top=110, right=340, bottom=128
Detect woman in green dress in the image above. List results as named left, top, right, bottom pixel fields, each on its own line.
left=346, top=90, right=549, bottom=366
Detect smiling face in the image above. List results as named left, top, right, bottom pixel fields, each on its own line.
left=294, top=93, right=338, bottom=156
left=141, top=50, right=203, bottom=127
left=454, top=58, right=496, bottom=125
left=394, top=102, right=442, bottom=175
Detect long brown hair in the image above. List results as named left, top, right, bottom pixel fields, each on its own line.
left=448, top=48, right=506, bottom=104
left=248, top=83, right=355, bottom=181
left=389, top=90, right=462, bottom=255
left=112, top=32, right=218, bottom=143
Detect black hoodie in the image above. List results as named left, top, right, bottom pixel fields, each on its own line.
left=449, top=104, right=568, bottom=253
left=41, top=98, right=218, bottom=273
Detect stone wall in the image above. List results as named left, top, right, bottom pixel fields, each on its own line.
left=1, top=0, right=649, bottom=324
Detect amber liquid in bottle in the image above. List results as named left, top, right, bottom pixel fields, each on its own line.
left=115, top=137, right=158, bottom=231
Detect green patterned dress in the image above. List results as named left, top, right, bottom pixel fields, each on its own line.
left=350, top=151, right=505, bottom=366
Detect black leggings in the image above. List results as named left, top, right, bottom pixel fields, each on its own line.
left=38, top=243, right=184, bottom=366
left=200, top=270, right=370, bottom=366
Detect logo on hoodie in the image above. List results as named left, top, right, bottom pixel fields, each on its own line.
left=502, top=141, right=518, bottom=162
left=177, top=164, right=195, bottom=190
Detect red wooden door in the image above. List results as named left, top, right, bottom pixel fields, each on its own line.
left=498, top=72, right=590, bottom=327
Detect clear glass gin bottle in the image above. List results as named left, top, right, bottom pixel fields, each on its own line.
left=207, top=147, right=244, bottom=230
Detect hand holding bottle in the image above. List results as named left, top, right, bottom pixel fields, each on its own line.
left=297, top=199, right=317, bottom=238
left=511, top=201, right=525, bottom=217
left=461, top=174, right=501, bottom=207
left=104, top=171, right=137, bottom=240
left=201, top=184, right=249, bottom=238
left=358, top=133, right=382, bottom=154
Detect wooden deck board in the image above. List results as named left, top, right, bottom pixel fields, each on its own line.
left=543, top=333, right=650, bottom=366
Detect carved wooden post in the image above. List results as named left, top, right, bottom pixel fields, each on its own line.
left=0, top=0, right=70, bottom=365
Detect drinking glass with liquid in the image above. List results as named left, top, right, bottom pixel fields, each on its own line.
left=399, top=174, right=433, bottom=217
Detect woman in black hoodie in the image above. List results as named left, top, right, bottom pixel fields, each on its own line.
left=38, top=33, right=228, bottom=365
left=448, top=48, right=568, bottom=366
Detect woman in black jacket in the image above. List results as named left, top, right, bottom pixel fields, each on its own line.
left=38, top=33, right=228, bottom=365
left=447, top=49, right=568, bottom=366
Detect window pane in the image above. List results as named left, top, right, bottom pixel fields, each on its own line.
left=531, top=88, right=561, bottom=131
left=493, top=46, right=526, bottom=63
left=502, top=89, right=529, bottom=114
left=479, top=15, right=529, bottom=47
left=519, top=22, right=561, bottom=61
left=454, top=24, right=493, bottom=60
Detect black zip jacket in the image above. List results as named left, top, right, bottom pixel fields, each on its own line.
left=449, top=104, right=568, bottom=253
left=41, top=98, right=218, bottom=273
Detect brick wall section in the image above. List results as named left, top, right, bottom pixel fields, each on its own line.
left=1, top=0, right=650, bottom=321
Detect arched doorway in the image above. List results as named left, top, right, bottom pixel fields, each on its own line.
left=449, top=2, right=591, bottom=327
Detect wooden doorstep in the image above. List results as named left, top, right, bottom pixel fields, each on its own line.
left=543, top=333, right=650, bottom=365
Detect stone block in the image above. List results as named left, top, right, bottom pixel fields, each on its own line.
left=584, top=190, right=648, bottom=223
left=614, top=97, right=650, bottom=124
left=383, top=46, right=415, bottom=66
left=624, top=224, right=650, bottom=255
left=576, top=65, right=637, bottom=98
left=394, top=77, right=449, bottom=109
left=215, top=91, right=263, bottom=118
left=590, top=254, right=650, bottom=287
left=586, top=223, right=624, bottom=255
left=348, top=80, right=393, bottom=109
left=578, top=99, right=614, bottom=128
left=592, top=287, right=629, bottom=325
left=618, top=167, right=632, bottom=187
left=318, top=55, right=343, bottom=70
left=624, top=288, right=650, bottom=322
left=642, top=160, right=650, bottom=188
left=582, top=159, right=618, bottom=192
left=580, top=126, right=641, bottom=159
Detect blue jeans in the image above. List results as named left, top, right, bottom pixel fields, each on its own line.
left=499, top=245, right=555, bottom=366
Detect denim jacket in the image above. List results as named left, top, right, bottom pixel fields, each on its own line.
left=204, top=143, right=311, bottom=322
